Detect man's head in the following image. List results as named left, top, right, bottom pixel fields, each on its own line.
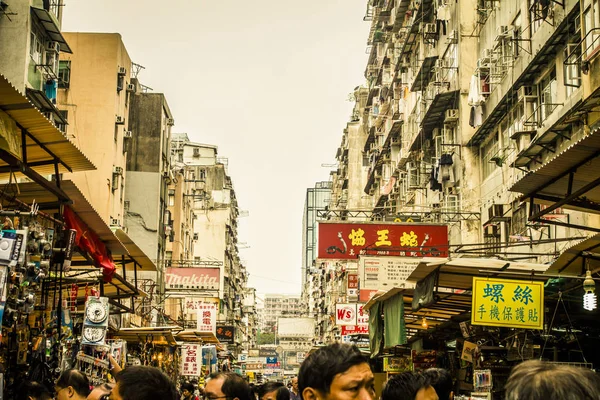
left=182, top=383, right=195, bottom=399
left=422, top=369, right=453, bottom=400
left=16, top=382, right=52, bottom=400
left=298, top=343, right=375, bottom=400
left=291, top=378, right=298, bottom=394
left=205, top=372, right=253, bottom=400
left=110, top=366, right=178, bottom=400
left=87, top=383, right=114, bottom=400
left=381, top=372, right=438, bottom=400
left=504, top=360, right=600, bottom=400
left=55, top=369, right=91, bottom=400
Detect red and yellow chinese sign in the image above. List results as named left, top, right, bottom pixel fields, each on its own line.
left=317, top=222, right=449, bottom=259
left=471, top=277, right=544, bottom=330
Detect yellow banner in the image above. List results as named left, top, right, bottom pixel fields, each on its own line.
left=471, top=277, right=544, bottom=330
left=0, top=109, right=21, bottom=161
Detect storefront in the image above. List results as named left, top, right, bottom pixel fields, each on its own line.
left=363, top=257, right=599, bottom=400
left=0, top=74, right=146, bottom=396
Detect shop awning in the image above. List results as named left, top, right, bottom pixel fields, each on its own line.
left=114, top=228, right=158, bottom=271
left=30, top=6, right=72, bottom=53
left=0, top=74, right=95, bottom=179
left=510, top=130, right=600, bottom=217
left=175, top=330, right=220, bottom=344
left=114, top=327, right=182, bottom=346
left=407, top=258, right=550, bottom=290
left=411, top=56, right=438, bottom=92
left=546, top=233, right=600, bottom=276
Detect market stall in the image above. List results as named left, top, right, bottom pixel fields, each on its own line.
left=363, top=257, right=571, bottom=400
left=0, top=74, right=147, bottom=396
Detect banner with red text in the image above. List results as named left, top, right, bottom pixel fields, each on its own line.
left=180, top=344, right=201, bottom=376
left=318, top=222, right=448, bottom=259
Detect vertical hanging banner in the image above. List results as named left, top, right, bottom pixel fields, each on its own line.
left=347, top=273, right=358, bottom=296
left=181, top=344, right=202, bottom=376
left=196, top=303, right=217, bottom=333
left=471, top=277, right=544, bottom=330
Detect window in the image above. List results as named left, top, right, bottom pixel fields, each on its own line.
left=529, top=0, right=543, bottom=35
left=58, top=60, right=71, bottom=88
left=584, top=0, right=600, bottom=58
left=168, top=189, right=175, bottom=206
left=29, top=32, right=43, bottom=64
left=564, top=44, right=582, bottom=96
left=481, top=133, right=499, bottom=180
left=199, top=169, right=206, bottom=180
left=538, top=68, right=557, bottom=121
left=117, top=74, right=124, bottom=92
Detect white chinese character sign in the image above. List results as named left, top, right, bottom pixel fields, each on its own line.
left=180, top=344, right=201, bottom=376
left=196, top=304, right=217, bottom=333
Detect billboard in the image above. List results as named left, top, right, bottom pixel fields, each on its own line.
left=472, top=277, right=544, bottom=330
left=277, top=318, right=315, bottom=338
left=196, top=304, right=217, bottom=333
left=358, top=256, right=420, bottom=291
left=180, top=344, right=201, bottom=376
left=165, top=267, right=220, bottom=290
left=336, top=303, right=368, bottom=326
left=318, top=222, right=448, bottom=259
left=216, top=325, right=235, bottom=344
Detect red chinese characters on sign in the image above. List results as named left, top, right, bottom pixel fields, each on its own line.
left=180, top=344, right=201, bottom=376
left=196, top=304, right=216, bottom=333
left=317, top=222, right=448, bottom=259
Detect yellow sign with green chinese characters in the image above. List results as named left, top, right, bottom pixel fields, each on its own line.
left=471, top=277, right=544, bottom=330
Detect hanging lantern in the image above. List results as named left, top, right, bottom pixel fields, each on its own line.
left=583, top=270, right=597, bottom=311
left=421, top=316, right=428, bottom=329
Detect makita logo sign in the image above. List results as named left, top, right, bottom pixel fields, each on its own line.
left=165, top=267, right=220, bottom=290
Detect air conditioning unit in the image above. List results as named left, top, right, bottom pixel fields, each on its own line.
left=482, top=48, right=495, bottom=60
left=488, top=204, right=505, bottom=220
left=46, top=41, right=60, bottom=53
left=421, top=23, right=437, bottom=35
left=193, top=148, right=200, bottom=157
left=517, top=85, right=537, bottom=101
left=126, top=83, right=135, bottom=92
left=110, top=218, right=121, bottom=227
left=497, top=25, right=514, bottom=37
left=445, top=109, right=459, bottom=122
left=113, top=166, right=123, bottom=175
left=193, top=233, right=199, bottom=240
left=167, top=118, right=175, bottom=125
left=123, top=130, right=133, bottom=139
left=118, top=66, right=127, bottom=76
left=115, top=115, right=125, bottom=125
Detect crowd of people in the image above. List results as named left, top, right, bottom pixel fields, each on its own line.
left=12, top=343, right=600, bottom=400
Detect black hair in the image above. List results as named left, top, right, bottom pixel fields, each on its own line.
left=422, top=368, right=453, bottom=400
left=209, top=372, right=253, bottom=400
left=55, top=369, right=91, bottom=397
left=381, top=372, right=429, bottom=400
left=504, top=360, right=600, bottom=400
left=15, top=381, right=52, bottom=400
left=182, top=382, right=195, bottom=393
left=298, top=343, right=370, bottom=396
left=257, top=382, right=290, bottom=400
left=115, top=366, right=178, bottom=400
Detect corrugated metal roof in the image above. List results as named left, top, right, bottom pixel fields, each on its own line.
left=509, top=129, right=600, bottom=208
left=0, top=74, right=95, bottom=178
left=114, top=228, right=158, bottom=272
left=546, top=233, right=600, bottom=276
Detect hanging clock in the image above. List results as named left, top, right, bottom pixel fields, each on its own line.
left=86, top=301, right=108, bottom=324
left=82, top=326, right=106, bottom=343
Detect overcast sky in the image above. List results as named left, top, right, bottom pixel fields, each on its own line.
left=62, top=0, right=370, bottom=296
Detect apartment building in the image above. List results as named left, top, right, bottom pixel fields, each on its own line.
left=125, top=80, right=174, bottom=318
left=57, top=33, right=131, bottom=226
left=167, top=133, right=249, bottom=347
left=0, top=0, right=69, bottom=133
left=310, top=0, right=600, bottom=343
left=261, top=294, right=303, bottom=331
